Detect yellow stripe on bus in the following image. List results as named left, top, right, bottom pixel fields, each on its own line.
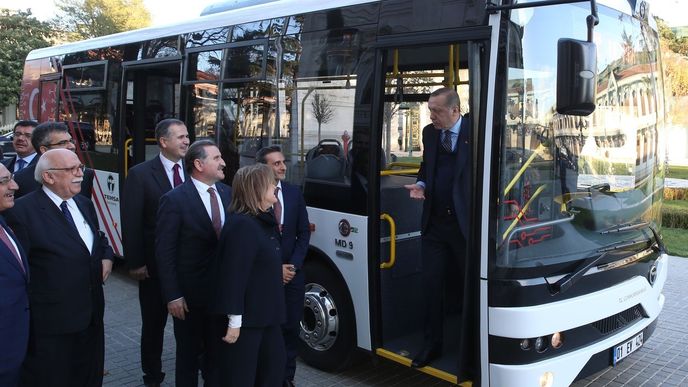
left=375, top=348, right=472, bottom=386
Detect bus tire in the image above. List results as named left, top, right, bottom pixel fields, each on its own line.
left=298, top=260, right=357, bottom=372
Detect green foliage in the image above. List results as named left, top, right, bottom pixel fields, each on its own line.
left=656, top=17, right=688, bottom=98
left=662, top=228, right=688, bottom=257
left=667, top=165, right=688, bottom=180
left=52, top=0, right=151, bottom=40
left=661, top=200, right=688, bottom=229
left=0, top=9, right=52, bottom=107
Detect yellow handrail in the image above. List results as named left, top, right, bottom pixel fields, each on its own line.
left=502, top=184, right=548, bottom=241
left=379, top=213, right=397, bottom=269
left=124, top=137, right=157, bottom=178
left=380, top=168, right=419, bottom=176
left=386, top=162, right=420, bottom=168
left=503, top=144, right=546, bottom=196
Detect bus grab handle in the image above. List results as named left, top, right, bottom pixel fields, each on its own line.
left=380, top=213, right=397, bottom=269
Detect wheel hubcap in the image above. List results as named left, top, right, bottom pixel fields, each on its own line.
left=300, top=283, right=338, bottom=351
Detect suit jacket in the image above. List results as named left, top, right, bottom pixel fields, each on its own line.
left=122, top=156, right=187, bottom=273
left=155, top=180, right=231, bottom=308
left=5, top=190, right=113, bottom=335
left=416, top=116, right=472, bottom=238
left=0, top=215, right=29, bottom=373
left=2, top=154, right=38, bottom=174
left=13, top=161, right=95, bottom=199
left=213, top=212, right=285, bottom=328
left=279, top=182, right=310, bottom=270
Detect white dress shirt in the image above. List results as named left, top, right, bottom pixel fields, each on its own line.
left=43, top=186, right=94, bottom=254
left=190, top=177, right=226, bottom=227
left=159, top=154, right=184, bottom=187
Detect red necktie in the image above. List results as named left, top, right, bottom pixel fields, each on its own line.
left=273, top=187, right=282, bottom=231
left=0, top=227, right=24, bottom=273
left=172, top=164, right=183, bottom=187
left=208, top=187, right=222, bottom=238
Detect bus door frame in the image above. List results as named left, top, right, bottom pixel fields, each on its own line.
left=119, top=57, right=183, bottom=176
left=368, top=26, right=491, bottom=384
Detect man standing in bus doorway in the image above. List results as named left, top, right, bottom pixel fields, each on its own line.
left=0, top=163, right=28, bottom=387
left=404, top=87, right=472, bottom=369
left=256, top=146, right=311, bottom=387
left=155, top=140, right=231, bottom=387
left=12, top=122, right=94, bottom=199
left=122, top=118, right=190, bottom=387
left=6, top=149, right=114, bottom=387
left=2, top=120, right=38, bottom=173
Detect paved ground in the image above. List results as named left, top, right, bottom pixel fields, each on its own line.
left=102, top=256, right=688, bottom=386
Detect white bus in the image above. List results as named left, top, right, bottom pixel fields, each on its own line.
left=20, top=0, right=668, bottom=385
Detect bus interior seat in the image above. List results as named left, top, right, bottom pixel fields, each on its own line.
left=305, top=139, right=347, bottom=181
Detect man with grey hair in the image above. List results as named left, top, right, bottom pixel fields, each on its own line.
left=6, top=149, right=114, bottom=387
left=156, top=140, right=231, bottom=386
left=122, top=118, right=190, bottom=387
left=13, top=122, right=94, bottom=199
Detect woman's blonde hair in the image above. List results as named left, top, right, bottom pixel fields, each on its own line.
left=229, top=163, right=275, bottom=215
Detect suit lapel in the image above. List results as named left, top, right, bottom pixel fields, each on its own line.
left=182, top=181, right=216, bottom=234
left=455, top=117, right=471, bottom=176
left=0, top=223, right=27, bottom=277
left=426, top=128, right=440, bottom=189
left=36, top=190, right=90, bottom=252
left=74, top=196, right=98, bottom=254
left=151, top=157, right=173, bottom=192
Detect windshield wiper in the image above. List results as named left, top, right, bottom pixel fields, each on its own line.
left=548, top=238, right=650, bottom=295
left=599, top=221, right=666, bottom=253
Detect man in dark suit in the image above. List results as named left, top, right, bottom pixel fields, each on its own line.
left=156, top=140, right=231, bottom=387
left=13, top=122, right=94, bottom=199
left=2, top=120, right=38, bottom=173
left=404, top=87, right=472, bottom=368
left=122, top=118, right=190, bottom=387
left=0, top=163, right=29, bottom=387
left=256, top=146, right=310, bottom=387
left=5, top=149, right=114, bottom=387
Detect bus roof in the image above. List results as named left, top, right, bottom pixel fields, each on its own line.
left=26, top=0, right=379, bottom=61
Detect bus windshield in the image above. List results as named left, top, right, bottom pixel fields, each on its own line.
left=495, top=3, right=665, bottom=271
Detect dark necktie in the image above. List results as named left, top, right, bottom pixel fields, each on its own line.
left=208, top=187, right=222, bottom=238
left=0, top=227, right=24, bottom=273
left=273, top=187, right=282, bottom=231
left=172, top=164, right=183, bottom=187
left=60, top=201, right=78, bottom=232
left=16, top=158, right=26, bottom=172
left=441, top=130, right=453, bottom=152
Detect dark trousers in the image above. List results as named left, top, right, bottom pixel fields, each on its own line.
left=139, top=277, right=168, bottom=384
left=19, top=322, right=104, bottom=387
left=0, top=366, right=21, bottom=387
left=420, top=215, right=466, bottom=349
left=218, top=325, right=286, bottom=387
left=173, top=306, right=224, bottom=387
left=283, top=273, right=305, bottom=382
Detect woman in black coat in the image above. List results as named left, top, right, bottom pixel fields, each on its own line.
left=214, top=163, right=286, bottom=387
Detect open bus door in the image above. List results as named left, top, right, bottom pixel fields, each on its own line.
left=373, top=37, right=487, bottom=386
left=120, top=60, right=182, bottom=176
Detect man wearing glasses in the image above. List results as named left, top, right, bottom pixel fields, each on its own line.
left=2, top=120, right=38, bottom=173
left=12, top=122, right=94, bottom=199
left=5, top=148, right=114, bottom=387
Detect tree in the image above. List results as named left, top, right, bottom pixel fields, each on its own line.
left=0, top=9, right=52, bottom=109
left=310, top=92, right=335, bottom=141
left=52, top=0, right=151, bottom=40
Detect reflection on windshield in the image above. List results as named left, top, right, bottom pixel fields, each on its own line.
left=496, top=4, right=665, bottom=269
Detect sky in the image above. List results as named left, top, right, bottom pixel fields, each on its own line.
left=0, top=0, right=686, bottom=27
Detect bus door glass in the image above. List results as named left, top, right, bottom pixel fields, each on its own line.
left=376, top=42, right=471, bottom=382
left=39, top=77, right=59, bottom=123
left=123, top=62, right=181, bottom=168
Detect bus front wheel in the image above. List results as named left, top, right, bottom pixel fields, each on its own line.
left=298, top=261, right=356, bottom=371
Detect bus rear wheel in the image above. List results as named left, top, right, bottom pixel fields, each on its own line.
left=298, top=261, right=356, bottom=372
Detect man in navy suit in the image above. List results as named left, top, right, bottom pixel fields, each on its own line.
left=156, top=140, right=231, bottom=387
left=256, top=146, right=310, bottom=387
left=5, top=149, right=114, bottom=387
left=2, top=120, right=38, bottom=173
left=0, top=163, right=29, bottom=387
left=404, top=87, right=472, bottom=368
left=122, top=118, right=189, bottom=387
left=13, top=122, right=94, bottom=199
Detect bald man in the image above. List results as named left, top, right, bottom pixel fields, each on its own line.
left=6, top=149, right=114, bottom=387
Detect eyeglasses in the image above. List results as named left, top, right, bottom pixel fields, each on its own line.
left=48, top=164, right=85, bottom=175
left=13, top=132, right=32, bottom=139
left=0, top=174, right=15, bottom=185
left=45, top=138, right=75, bottom=148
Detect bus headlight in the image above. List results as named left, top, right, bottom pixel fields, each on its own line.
left=539, top=371, right=554, bottom=387
left=551, top=332, right=564, bottom=349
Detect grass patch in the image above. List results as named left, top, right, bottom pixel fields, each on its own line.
left=662, top=200, right=688, bottom=228
left=667, top=165, right=688, bottom=180
left=663, top=227, right=688, bottom=257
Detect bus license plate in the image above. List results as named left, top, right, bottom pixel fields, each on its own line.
left=612, top=332, right=643, bottom=365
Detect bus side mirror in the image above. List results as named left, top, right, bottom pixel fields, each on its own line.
left=556, top=38, right=597, bottom=116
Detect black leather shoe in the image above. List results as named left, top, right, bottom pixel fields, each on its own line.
left=411, top=346, right=441, bottom=368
